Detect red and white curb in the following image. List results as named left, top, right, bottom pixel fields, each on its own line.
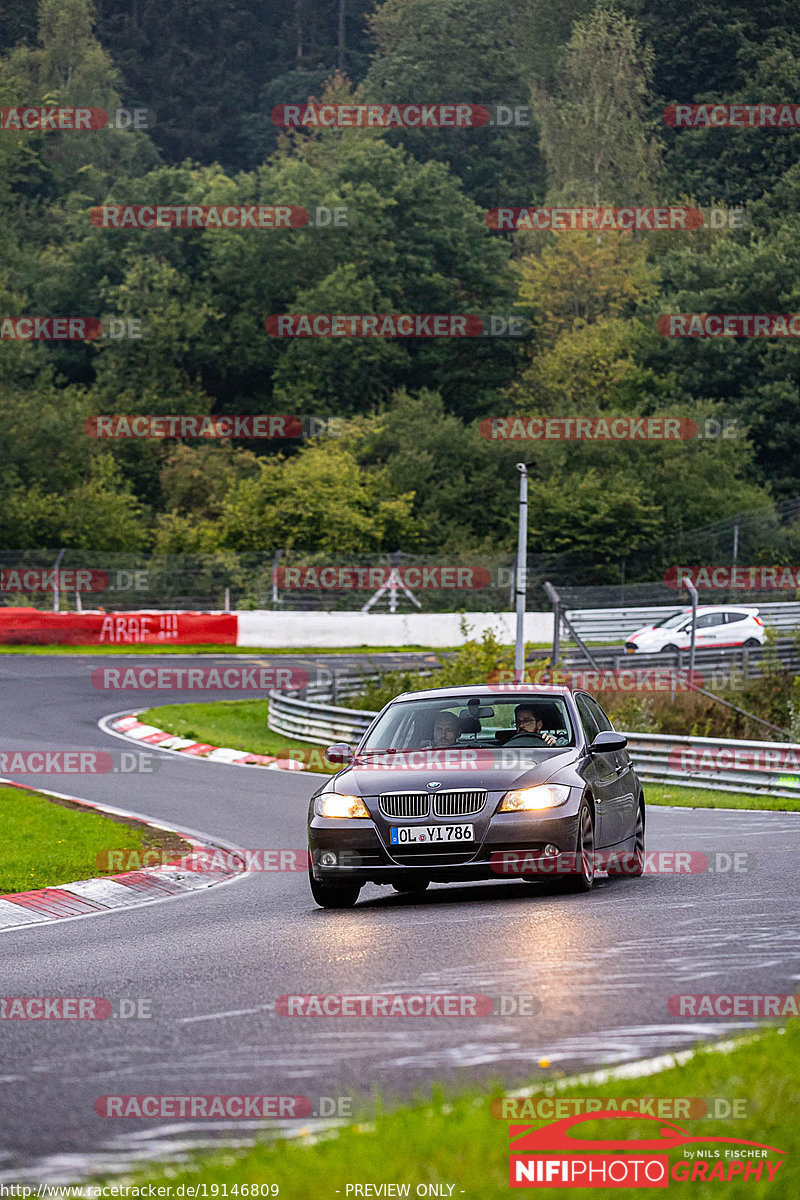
left=102, top=711, right=317, bottom=772
left=0, top=778, right=248, bottom=933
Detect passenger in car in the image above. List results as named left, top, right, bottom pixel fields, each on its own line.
left=432, top=711, right=461, bottom=746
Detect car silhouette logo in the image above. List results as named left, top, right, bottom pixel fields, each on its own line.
left=509, top=1111, right=785, bottom=1155
left=427, top=781, right=442, bottom=789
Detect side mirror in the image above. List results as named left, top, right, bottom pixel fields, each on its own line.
left=325, top=743, right=354, bottom=765
left=589, top=730, right=628, bottom=754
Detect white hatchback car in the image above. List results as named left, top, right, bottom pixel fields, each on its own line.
left=624, top=606, right=765, bottom=653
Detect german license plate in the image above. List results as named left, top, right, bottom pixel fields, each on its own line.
left=390, top=824, right=473, bottom=844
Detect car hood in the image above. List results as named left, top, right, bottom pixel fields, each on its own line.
left=334, top=748, right=580, bottom=796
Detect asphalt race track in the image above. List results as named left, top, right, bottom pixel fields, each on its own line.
left=1, top=654, right=799, bottom=1183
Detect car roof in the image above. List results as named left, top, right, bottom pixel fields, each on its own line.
left=390, top=683, right=574, bottom=702
left=667, top=605, right=758, bottom=614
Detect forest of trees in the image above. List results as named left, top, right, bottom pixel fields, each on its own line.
left=2, top=0, right=800, bottom=582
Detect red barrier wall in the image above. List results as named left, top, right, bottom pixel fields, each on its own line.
left=0, top=608, right=238, bottom=646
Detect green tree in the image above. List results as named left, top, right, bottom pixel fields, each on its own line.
left=219, top=440, right=417, bottom=555
left=533, top=2, right=662, bottom=205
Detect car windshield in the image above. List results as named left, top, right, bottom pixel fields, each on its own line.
left=652, top=610, right=690, bottom=629
left=360, top=694, right=576, bottom=753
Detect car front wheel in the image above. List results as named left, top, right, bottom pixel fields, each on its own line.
left=391, top=878, right=430, bottom=894
left=559, top=802, right=596, bottom=893
left=607, top=802, right=644, bottom=877
left=308, top=867, right=362, bottom=909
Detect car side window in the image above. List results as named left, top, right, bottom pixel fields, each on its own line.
left=695, top=614, right=718, bottom=628
left=585, top=695, right=614, bottom=733
left=725, top=611, right=747, bottom=624
left=575, top=695, right=600, bottom=745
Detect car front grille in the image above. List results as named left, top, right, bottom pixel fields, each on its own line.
left=432, top=790, right=487, bottom=817
left=378, top=790, right=488, bottom=819
left=378, top=792, right=429, bottom=819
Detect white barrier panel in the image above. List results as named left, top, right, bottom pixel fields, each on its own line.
left=237, top=610, right=554, bottom=649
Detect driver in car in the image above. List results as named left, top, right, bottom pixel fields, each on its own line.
left=432, top=710, right=461, bottom=746
left=514, top=704, right=558, bottom=746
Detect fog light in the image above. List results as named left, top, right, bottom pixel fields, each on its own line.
left=320, top=851, right=337, bottom=867
left=544, top=844, right=559, bottom=856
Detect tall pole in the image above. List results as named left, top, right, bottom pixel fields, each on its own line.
left=687, top=581, right=698, bottom=677
left=514, top=464, right=528, bottom=682
left=338, top=0, right=346, bottom=70
left=52, top=548, right=65, bottom=612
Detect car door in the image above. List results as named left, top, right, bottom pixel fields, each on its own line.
left=585, top=694, right=636, bottom=843
left=692, top=611, right=725, bottom=646
left=574, top=693, right=620, bottom=848
left=701, top=611, right=731, bottom=646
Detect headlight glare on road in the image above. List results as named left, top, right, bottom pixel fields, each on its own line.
left=498, top=784, right=570, bottom=812
left=319, top=793, right=370, bottom=819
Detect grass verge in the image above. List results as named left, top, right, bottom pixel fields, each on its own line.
left=140, top=701, right=337, bottom=773
left=0, top=784, right=191, bottom=893
left=645, top=782, right=800, bottom=812
left=96, top=1023, right=799, bottom=1196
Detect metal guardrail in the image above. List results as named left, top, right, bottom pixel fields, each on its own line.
left=268, top=689, right=376, bottom=745
left=268, top=688, right=800, bottom=799
left=624, top=732, right=800, bottom=800
left=567, top=602, right=800, bottom=642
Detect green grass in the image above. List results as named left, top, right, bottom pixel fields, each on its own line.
left=0, top=784, right=190, bottom=893
left=96, top=1023, right=799, bottom=1197
left=140, top=701, right=337, bottom=773
left=645, top=782, right=800, bottom=811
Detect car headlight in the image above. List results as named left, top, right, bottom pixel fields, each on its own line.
left=318, top=793, right=370, bottom=819
left=498, top=784, right=571, bottom=812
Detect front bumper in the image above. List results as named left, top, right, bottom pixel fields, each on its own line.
left=308, top=803, right=582, bottom=885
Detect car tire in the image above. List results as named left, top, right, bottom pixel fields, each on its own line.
left=391, top=879, right=430, bottom=894
left=607, top=802, right=645, bottom=877
left=558, top=802, right=596, bottom=893
left=661, top=643, right=679, bottom=654
left=308, top=867, right=362, bottom=909
left=743, top=638, right=760, bottom=648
